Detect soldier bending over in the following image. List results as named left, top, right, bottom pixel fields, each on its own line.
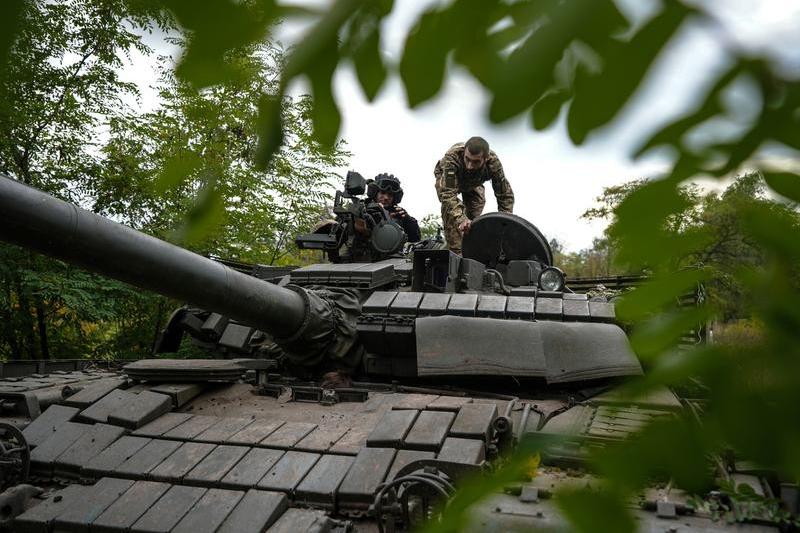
left=434, top=136, right=514, bottom=254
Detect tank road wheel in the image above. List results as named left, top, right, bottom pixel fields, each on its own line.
left=0, top=423, right=29, bottom=489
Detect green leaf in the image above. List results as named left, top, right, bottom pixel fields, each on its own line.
left=488, top=0, right=626, bottom=123
left=609, top=176, right=693, bottom=267
left=487, top=7, right=571, bottom=122
left=255, top=94, right=284, bottom=170
left=166, top=0, right=275, bottom=88
left=531, top=89, right=570, bottom=130
left=710, top=121, right=768, bottom=177
left=592, top=416, right=714, bottom=494
left=400, top=8, right=450, bottom=107
left=763, top=171, right=800, bottom=203
left=624, top=345, right=725, bottom=395
left=508, top=0, right=559, bottom=27
left=274, top=3, right=326, bottom=18
left=352, top=26, right=386, bottom=101
left=616, top=268, right=711, bottom=321
left=630, top=306, right=714, bottom=359
left=739, top=202, right=800, bottom=262
left=486, top=20, right=535, bottom=51
left=0, top=0, right=25, bottom=106
left=419, top=435, right=557, bottom=533
left=567, top=1, right=692, bottom=144
left=401, top=0, right=504, bottom=107
left=282, top=0, right=362, bottom=82
left=275, top=0, right=361, bottom=146
left=633, top=63, right=743, bottom=158
left=451, top=0, right=507, bottom=88
left=307, top=45, right=341, bottom=147
left=453, top=40, right=500, bottom=89
left=174, top=180, right=226, bottom=245
left=154, top=151, right=202, bottom=193
left=556, top=487, right=636, bottom=533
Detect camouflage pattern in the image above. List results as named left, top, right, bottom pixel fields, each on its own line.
left=434, top=143, right=514, bottom=253
left=274, top=285, right=363, bottom=372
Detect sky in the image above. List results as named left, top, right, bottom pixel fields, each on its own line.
left=121, top=0, right=800, bottom=252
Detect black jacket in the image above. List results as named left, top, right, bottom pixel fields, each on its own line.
left=388, top=206, right=421, bottom=242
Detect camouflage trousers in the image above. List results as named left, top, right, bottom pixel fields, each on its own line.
left=440, top=184, right=486, bottom=254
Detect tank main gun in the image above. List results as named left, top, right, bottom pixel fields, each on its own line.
left=0, top=175, right=308, bottom=340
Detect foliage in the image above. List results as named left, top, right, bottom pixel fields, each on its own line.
left=418, top=443, right=541, bottom=533
left=0, top=1, right=348, bottom=360
left=2, top=0, right=800, bottom=530
left=712, top=319, right=765, bottom=349
left=419, top=213, right=443, bottom=240
left=0, top=0, right=167, bottom=191
left=97, top=41, right=348, bottom=265
left=584, top=172, right=800, bottom=321
left=0, top=0, right=169, bottom=360
left=0, top=244, right=168, bottom=359
left=141, top=0, right=799, bottom=529
left=689, top=479, right=800, bottom=527
left=551, top=236, right=618, bottom=279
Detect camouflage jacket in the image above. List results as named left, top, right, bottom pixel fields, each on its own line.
left=434, top=143, right=515, bottom=224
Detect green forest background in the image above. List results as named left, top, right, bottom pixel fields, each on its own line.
left=2, top=0, right=800, bottom=530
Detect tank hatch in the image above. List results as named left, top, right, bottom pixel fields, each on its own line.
left=462, top=212, right=553, bottom=268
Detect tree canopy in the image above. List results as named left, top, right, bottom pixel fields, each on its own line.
left=0, top=0, right=348, bottom=360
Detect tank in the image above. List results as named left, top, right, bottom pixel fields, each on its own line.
left=0, top=173, right=787, bottom=532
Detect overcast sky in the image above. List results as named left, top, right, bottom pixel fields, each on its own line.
left=122, top=0, right=800, bottom=251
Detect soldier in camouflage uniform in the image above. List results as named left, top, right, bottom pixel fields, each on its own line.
left=434, top=136, right=515, bottom=254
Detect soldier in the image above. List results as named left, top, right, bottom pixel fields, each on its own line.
left=434, top=136, right=514, bottom=254
left=368, top=173, right=421, bottom=242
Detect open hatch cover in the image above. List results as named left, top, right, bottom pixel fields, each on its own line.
left=462, top=212, right=553, bottom=267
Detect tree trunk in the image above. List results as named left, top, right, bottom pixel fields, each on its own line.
left=35, top=297, right=49, bottom=360
left=151, top=297, right=167, bottom=354
left=0, top=277, right=21, bottom=359
left=16, top=285, right=37, bottom=359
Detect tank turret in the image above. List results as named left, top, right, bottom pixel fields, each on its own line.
left=0, top=173, right=641, bottom=383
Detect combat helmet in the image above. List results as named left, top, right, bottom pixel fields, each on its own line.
left=367, top=173, right=404, bottom=204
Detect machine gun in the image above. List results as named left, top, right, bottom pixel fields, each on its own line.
left=295, top=171, right=407, bottom=263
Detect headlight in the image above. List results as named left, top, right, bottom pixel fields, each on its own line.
left=538, top=267, right=565, bottom=292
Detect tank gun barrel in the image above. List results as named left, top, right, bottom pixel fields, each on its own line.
left=0, top=175, right=306, bottom=338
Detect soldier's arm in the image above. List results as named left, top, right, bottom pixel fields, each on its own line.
left=488, top=156, right=514, bottom=213
left=435, top=157, right=468, bottom=224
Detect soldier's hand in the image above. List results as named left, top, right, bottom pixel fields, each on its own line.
left=458, top=219, right=471, bottom=234
left=392, top=207, right=408, bottom=219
